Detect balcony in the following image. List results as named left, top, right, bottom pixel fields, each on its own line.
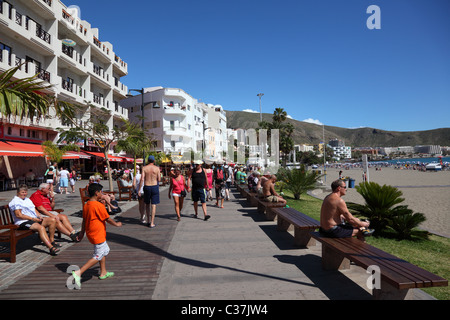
left=164, top=104, right=187, bottom=116
left=163, top=126, right=191, bottom=138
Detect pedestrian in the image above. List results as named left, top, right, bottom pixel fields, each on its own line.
left=58, top=166, right=70, bottom=194
left=138, top=155, right=160, bottom=228
left=45, top=166, right=55, bottom=193
left=132, top=166, right=145, bottom=223
left=224, top=164, right=233, bottom=200
left=204, top=164, right=213, bottom=201
left=71, top=183, right=122, bottom=289
left=213, top=162, right=227, bottom=208
left=69, top=167, right=77, bottom=193
left=187, top=160, right=210, bottom=221
left=168, top=167, right=188, bottom=221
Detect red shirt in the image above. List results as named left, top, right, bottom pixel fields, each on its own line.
left=29, top=190, right=52, bottom=211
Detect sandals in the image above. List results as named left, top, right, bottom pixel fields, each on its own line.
left=51, top=241, right=62, bottom=248
left=49, top=246, right=60, bottom=256
left=99, top=272, right=115, bottom=280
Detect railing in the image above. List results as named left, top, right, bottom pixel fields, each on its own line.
left=36, top=67, right=51, bottom=82
left=62, top=9, right=74, bottom=25
left=36, top=26, right=51, bottom=44
left=62, top=43, right=73, bottom=58
left=42, top=0, right=52, bottom=7
left=93, top=37, right=101, bottom=48
left=15, top=11, right=22, bottom=26
left=62, top=79, right=73, bottom=93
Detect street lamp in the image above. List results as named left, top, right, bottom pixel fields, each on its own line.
left=257, top=93, right=264, bottom=122
left=127, top=88, right=145, bottom=165
left=202, top=121, right=212, bottom=159
left=126, top=88, right=161, bottom=166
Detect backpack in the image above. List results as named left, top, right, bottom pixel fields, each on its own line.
left=216, top=168, right=224, bottom=180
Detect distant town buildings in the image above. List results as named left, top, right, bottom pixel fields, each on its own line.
left=329, top=139, right=352, bottom=161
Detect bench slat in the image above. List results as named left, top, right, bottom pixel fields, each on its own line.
left=273, top=207, right=320, bottom=229
left=312, top=232, right=448, bottom=290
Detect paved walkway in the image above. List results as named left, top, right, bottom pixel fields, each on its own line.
left=0, top=183, right=435, bottom=300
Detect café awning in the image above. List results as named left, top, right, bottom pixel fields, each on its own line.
left=62, top=151, right=92, bottom=160
left=84, top=151, right=133, bottom=162
left=0, top=141, right=44, bottom=157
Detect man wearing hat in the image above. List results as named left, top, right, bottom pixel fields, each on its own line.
left=138, top=155, right=160, bottom=228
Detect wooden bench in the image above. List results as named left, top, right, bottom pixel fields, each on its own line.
left=256, top=198, right=286, bottom=220
left=311, top=232, right=448, bottom=299
left=117, top=180, right=132, bottom=201
left=235, top=183, right=245, bottom=197
left=79, top=187, right=116, bottom=208
left=272, top=207, right=320, bottom=247
left=0, top=205, right=34, bottom=263
left=0, top=205, right=60, bottom=263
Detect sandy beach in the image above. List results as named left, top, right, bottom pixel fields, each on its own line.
left=313, top=167, right=450, bottom=238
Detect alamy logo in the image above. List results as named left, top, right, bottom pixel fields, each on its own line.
left=177, top=129, right=280, bottom=174
left=367, top=5, right=381, bottom=30
left=366, top=265, right=381, bottom=290
left=66, top=265, right=80, bottom=290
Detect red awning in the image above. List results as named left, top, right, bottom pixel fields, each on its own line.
left=84, top=151, right=105, bottom=159
left=84, top=151, right=131, bottom=162
left=0, top=141, right=44, bottom=157
left=62, top=151, right=92, bottom=160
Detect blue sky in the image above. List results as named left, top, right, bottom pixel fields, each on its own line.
left=69, top=0, right=450, bottom=132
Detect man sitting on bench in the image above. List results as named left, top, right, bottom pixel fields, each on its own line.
left=319, top=179, right=373, bottom=241
left=262, top=175, right=286, bottom=205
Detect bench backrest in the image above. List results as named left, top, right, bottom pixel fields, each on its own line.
left=0, top=205, right=14, bottom=226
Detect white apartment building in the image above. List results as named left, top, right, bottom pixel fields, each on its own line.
left=0, top=0, right=128, bottom=145
left=122, top=87, right=228, bottom=160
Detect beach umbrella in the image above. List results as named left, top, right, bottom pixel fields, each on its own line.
left=62, top=39, right=77, bottom=47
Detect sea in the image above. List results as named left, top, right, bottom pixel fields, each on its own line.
left=370, top=156, right=450, bottom=165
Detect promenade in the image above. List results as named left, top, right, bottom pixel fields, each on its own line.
left=0, top=182, right=435, bottom=301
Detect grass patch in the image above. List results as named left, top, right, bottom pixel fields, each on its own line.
left=281, top=189, right=449, bottom=300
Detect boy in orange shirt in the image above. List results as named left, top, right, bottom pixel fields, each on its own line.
left=71, top=183, right=122, bottom=289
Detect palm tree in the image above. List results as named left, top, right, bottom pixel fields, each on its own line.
left=0, top=65, right=72, bottom=120
left=115, top=119, right=155, bottom=174
left=276, top=164, right=321, bottom=200
left=347, top=182, right=427, bottom=238
left=273, top=107, right=287, bottom=124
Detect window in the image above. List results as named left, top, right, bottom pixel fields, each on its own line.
left=0, top=42, right=12, bottom=65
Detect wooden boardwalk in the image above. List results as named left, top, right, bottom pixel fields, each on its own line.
left=0, top=196, right=179, bottom=300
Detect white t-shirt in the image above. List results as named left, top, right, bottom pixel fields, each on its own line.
left=59, top=169, right=70, bottom=179
left=8, top=196, right=38, bottom=225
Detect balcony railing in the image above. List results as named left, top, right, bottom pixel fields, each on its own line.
left=62, top=44, right=73, bottom=58
left=36, top=67, right=51, bottom=82
left=36, top=26, right=51, bottom=44
left=42, top=0, right=52, bottom=6
left=62, top=80, right=73, bottom=93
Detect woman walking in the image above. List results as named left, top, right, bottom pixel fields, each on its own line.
left=168, top=167, right=187, bottom=221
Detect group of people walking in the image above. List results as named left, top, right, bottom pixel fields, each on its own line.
left=133, top=157, right=234, bottom=225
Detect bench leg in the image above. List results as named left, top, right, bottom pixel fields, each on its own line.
left=265, top=207, right=277, bottom=221
left=321, top=244, right=350, bottom=270
left=294, top=228, right=316, bottom=248
left=373, top=279, right=409, bottom=300
left=277, top=217, right=291, bottom=232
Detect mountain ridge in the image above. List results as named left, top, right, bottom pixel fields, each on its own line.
left=225, top=110, right=450, bottom=148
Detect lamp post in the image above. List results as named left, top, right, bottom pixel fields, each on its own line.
left=257, top=93, right=264, bottom=122
left=202, top=121, right=212, bottom=160
left=127, top=88, right=145, bottom=165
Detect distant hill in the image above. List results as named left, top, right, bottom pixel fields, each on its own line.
left=225, top=110, right=450, bottom=147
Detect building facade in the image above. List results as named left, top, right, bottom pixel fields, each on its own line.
left=0, top=0, right=129, bottom=145
left=122, top=87, right=228, bottom=160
